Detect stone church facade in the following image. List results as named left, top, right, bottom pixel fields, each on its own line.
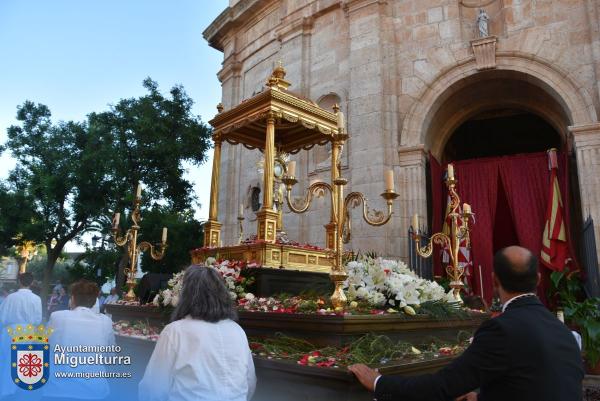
left=204, top=0, right=600, bottom=265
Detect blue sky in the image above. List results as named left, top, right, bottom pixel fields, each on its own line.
left=0, top=0, right=228, bottom=240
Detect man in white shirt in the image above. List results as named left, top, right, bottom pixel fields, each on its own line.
left=0, top=272, right=43, bottom=399
left=43, top=279, right=116, bottom=400
left=0, top=272, right=42, bottom=327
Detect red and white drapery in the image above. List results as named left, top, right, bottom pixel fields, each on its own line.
left=430, top=151, right=577, bottom=304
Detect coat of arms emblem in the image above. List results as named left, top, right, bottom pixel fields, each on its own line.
left=7, top=324, right=53, bottom=391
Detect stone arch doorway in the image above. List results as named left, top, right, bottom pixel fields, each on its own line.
left=423, top=68, right=575, bottom=161
left=445, top=110, right=561, bottom=161
left=397, top=55, right=600, bottom=264
left=431, top=69, right=568, bottom=161
left=400, top=55, right=597, bottom=154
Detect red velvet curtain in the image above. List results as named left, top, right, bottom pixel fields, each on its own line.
left=428, top=151, right=575, bottom=305
left=453, top=159, right=500, bottom=302
left=498, top=153, right=551, bottom=303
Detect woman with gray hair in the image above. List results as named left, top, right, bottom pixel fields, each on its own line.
left=139, top=266, right=256, bottom=401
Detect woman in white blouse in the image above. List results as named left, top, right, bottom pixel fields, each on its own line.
left=138, top=266, right=256, bottom=401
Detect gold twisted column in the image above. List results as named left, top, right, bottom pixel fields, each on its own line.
left=204, top=132, right=223, bottom=247
left=263, top=113, right=275, bottom=211
left=326, top=112, right=341, bottom=250
left=256, top=112, right=278, bottom=243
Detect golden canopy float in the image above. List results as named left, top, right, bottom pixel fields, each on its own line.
left=192, top=64, right=342, bottom=274
left=193, top=64, right=402, bottom=307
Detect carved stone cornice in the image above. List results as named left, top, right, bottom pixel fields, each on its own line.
left=217, top=61, right=243, bottom=83
left=276, top=16, right=314, bottom=43
left=342, top=0, right=387, bottom=15
left=569, top=123, right=600, bottom=148
left=203, top=0, right=274, bottom=51
left=398, top=145, right=427, bottom=167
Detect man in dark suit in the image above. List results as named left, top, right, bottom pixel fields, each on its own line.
left=349, top=246, right=584, bottom=401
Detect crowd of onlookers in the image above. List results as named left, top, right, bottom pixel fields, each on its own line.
left=0, top=246, right=589, bottom=401
left=0, top=278, right=120, bottom=318
left=0, top=273, right=122, bottom=400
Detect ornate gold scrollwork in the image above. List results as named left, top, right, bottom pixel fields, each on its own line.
left=284, top=180, right=334, bottom=214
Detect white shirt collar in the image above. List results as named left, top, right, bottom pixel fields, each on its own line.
left=501, top=293, right=536, bottom=313
left=17, top=288, right=32, bottom=292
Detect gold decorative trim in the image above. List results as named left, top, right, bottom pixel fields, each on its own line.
left=191, top=243, right=332, bottom=273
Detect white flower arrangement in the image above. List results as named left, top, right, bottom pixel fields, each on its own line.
left=344, top=256, right=452, bottom=308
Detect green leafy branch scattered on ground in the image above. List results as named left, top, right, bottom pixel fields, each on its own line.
left=249, top=332, right=471, bottom=368
left=417, top=300, right=470, bottom=320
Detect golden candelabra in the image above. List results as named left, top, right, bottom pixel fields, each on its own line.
left=111, top=186, right=168, bottom=301
left=282, top=106, right=399, bottom=308
left=412, top=165, right=473, bottom=303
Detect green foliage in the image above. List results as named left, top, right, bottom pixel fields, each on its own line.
left=1, top=79, right=212, bottom=300
left=565, top=297, right=600, bottom=366
left=87, top=78, right=212, bottom=212
left=138, top=206, right=204, bottom=274
left=343, top=250, right=378, bottom=265
left=435, top=276, right=451, bottom=292
left=548, top=268, right=583, bottom=307
left=3, top=101, right=106, bottom=255
left=549, top=269, right=600, bottom=366
left=26, top=253, right=71, bottom=286
left=0, top=184, right=39, bottom=255
left=249, top=332, right=469, bottom=367
left=67, top=248, right=121, bottom=285
left=418, top=300, right=469, bottom=320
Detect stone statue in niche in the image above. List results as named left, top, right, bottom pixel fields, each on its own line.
left=476, top=9, right=489, bottom=37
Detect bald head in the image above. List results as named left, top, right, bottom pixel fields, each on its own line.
left=494, top=246, right=539, bottom=293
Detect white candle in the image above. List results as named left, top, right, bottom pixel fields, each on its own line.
left=412, top=214, right=419, bottom=230
left=162, top=227, right=168, bottom=243
left=337, top=110, right=345, bottom=131
left=136, top=184, right=142, bottom=198
left=287, top=161, right=296, bottom=177
left=112, top=213, right=120, bottom=228
left=239, top=203, right=244, bottom=217
left=463, top=203, right=471, bottom=214
left=384, top=170, right=394, bottom=191
left=478, top=265, right=484, bottom=300
left=447, top=164, right=454, bottom=180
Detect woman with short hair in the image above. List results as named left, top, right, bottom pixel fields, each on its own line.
left=139, top=266, right=256, bottom=401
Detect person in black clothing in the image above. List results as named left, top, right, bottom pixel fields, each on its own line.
left=349, top=246, right=584, bottom=401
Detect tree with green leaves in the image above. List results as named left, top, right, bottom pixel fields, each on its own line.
left=2, top=102, right=108, bottom=304
left=0, top=183, right=38, bottom=256
left=88, top=78, right=211, bottom=292
left=1, top=78, right=212, bottom=303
